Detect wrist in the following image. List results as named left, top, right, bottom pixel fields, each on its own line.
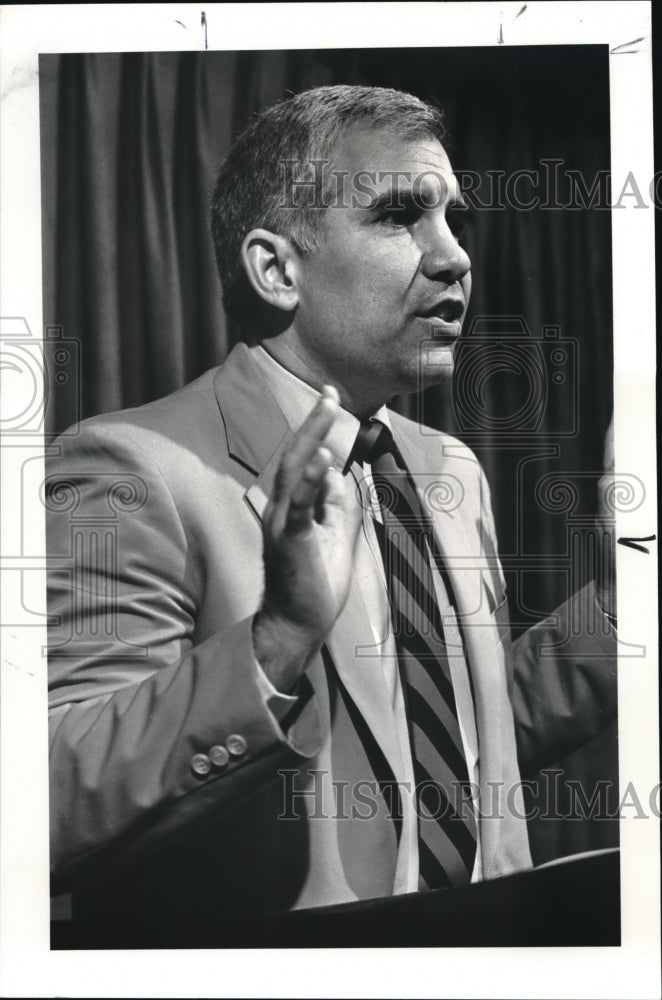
left=252, top=608, right=323, bottom=693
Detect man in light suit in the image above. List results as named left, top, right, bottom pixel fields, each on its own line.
left=47, top=85, right=616, bottom=922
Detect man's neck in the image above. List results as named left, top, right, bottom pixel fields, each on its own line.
left=258, top=338, right=389, bottom=421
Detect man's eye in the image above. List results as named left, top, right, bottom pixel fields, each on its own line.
left=376, top=204, right=422, bottom=227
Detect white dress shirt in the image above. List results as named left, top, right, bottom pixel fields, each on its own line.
left=250, top=343, right=482, bottom=887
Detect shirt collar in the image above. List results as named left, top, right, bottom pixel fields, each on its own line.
left=250, top=344, right=390, bottom=472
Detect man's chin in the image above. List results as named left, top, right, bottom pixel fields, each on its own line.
left=418, top=341, right=456, bottom=386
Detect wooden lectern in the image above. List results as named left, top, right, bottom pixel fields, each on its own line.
left=51, top=848, right=619, bottom=949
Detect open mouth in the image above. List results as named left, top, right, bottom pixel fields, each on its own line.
left=417, top=299, right=465, bottom=341
left=420, top=298, right=465, bottom=323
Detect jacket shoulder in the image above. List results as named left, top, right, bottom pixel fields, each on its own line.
left=387, top=409, right=484, bottom=473
left=49, top=367, right=225, bottom=462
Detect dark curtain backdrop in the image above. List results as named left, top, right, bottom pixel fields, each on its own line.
left=41, top=48, right=615, bottom=863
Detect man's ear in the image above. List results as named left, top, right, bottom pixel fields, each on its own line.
left=240, top=228, right=300, bottom=312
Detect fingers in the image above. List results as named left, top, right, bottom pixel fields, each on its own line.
left=267, top=385, right=340, bottom=536
left=284, top=446, right=332, bottom=535
left=271, top=386, right=339, bottom=505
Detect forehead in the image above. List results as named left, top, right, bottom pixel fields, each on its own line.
left=329, top=126, right=458, bottom=200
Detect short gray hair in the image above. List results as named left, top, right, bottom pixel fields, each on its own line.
left=210, top=84, right=447, bottom=328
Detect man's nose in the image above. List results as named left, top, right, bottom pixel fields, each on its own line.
left=420, top=218, right=471, bottom=282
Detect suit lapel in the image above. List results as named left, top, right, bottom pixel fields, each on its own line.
left=393, top=419, right=509, bottom=874
left=215, top=345, right=406, bottom=786
left=393, top=421, right=498, bottom=739
left=392, top=420, right=483, bottom=627
left=324, top=564, right=407, bottom=786
left=213, top=342, right=291, bottom=477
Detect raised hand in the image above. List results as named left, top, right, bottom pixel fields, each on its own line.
left=252, top=386, right=362, bottom=692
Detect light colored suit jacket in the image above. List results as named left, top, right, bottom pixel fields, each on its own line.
left=47, top=343, right=615, bottom=917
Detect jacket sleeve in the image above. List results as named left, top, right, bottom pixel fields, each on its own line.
left=477, top=464, right=617, bottom=777
left=512, top=581, right=617, bottom=776
left=46, top=421, right=322, bottom=892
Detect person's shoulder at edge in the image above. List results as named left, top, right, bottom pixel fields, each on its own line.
left=45, top=362, right=239, bottom=495
left=51, top=363, right=224, bottom=442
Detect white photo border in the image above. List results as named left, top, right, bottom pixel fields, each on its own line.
left=0, top=3, right=658, bottom=998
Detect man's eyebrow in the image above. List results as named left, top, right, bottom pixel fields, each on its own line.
left=365, top=188, right=418, bottom=212
left=365, top=188, right=470, bottom=212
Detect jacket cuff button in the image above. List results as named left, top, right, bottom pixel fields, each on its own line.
left=190, top=753, right=212, bottom=777
left=226, top=734, right=248, bottom=758
left=209, top=744, right=230, bottom=769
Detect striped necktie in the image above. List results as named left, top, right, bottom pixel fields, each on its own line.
left=352, top=419, right=477, bottom=890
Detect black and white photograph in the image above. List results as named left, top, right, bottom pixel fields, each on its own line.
left=0, top=3, right=658, bottom=998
